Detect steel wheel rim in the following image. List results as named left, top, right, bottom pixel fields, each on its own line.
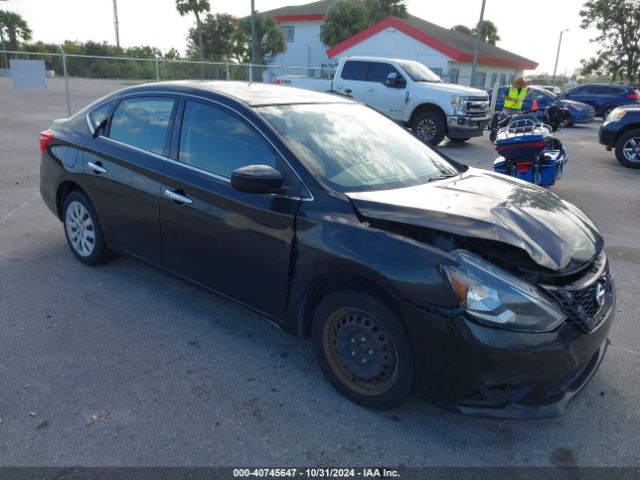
left=65, top=201, right=96, bottom=257
left=416, top=119, right=437, bottom=141
left=322, top=307, right=399, bottom=396
left=622, top=137, right=640, bottom=163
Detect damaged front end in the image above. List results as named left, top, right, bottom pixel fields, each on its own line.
left=345, top=171, right=615, bottom=417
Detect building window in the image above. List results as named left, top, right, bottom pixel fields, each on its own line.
left=490, top=73, right=498, bottom=88
left=509, top=74, right=516, bottom=84
left=475, top=72, right=487, bottom=88
left=280, top=26, right=294, bottom=43
left=499, top=73, right=506, bottom=85
left=449, top=69, right=459, bottom=84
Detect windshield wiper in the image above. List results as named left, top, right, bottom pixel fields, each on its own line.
left=427, top=173, right=459, bottom=183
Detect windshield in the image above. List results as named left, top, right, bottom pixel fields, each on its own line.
left=396, top=60, right=442, bottom=83
left=258, top=103, right=459, bottom=192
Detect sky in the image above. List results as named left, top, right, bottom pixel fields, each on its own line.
left=0, top=0, right=602, bottom=75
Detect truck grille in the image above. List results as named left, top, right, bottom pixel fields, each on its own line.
left=465, top=96, right=489, bottom=117
left=541, top=252, right=612, bottom=333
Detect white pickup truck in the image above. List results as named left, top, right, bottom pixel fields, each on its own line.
left=276, top=56, right=490, bottom=146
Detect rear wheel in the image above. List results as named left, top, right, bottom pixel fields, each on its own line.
left=614, top=129, right=640, bottom=169
left=411, top=111, right=446, bottom=146
left=62, top=191, right=115, bottom=265
left=312, top=290, right=413, bottom=410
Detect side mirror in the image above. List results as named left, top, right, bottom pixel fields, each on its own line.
left=231, top=164, right=283, bottom=194
left=385, top=72, right=406, bottom=89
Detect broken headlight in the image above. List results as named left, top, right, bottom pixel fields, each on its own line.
left=442, top=251, right=566, bottom=332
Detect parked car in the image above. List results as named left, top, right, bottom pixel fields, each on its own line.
left=488, top=85, right=595, bottom=125
left=562, top=83, right=640, bottom=119
left=533, top=85, right=563, bottom=95
left=598, top=105, right=640, bottom=168
left=276, top=56, right=490, bottom=146
left=40, top=82, right=615, bottom=418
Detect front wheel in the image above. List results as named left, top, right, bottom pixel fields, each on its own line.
left=63, top=191, right=115, bottom=265
left=411, top=111, right=446, bottom=146
left=614, top=128, right=640, bottom=169
left=601, top=105, right=617, bottom=120
left=312, top=290, right=414, bottom=410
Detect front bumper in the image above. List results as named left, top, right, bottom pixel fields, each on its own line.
left=447, top=115, right=489, bottom=138
left=599, top=122, right=619, bottom=150
left=398, top=283, right=615, bottom=418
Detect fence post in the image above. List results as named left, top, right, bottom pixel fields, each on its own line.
left=59, top=45, right=71, bottom=117
left=249, top=62, right=253, bottom=83
left=225, top=57, right=229, bottom=81
left=155, top=56, right=160, bottom=81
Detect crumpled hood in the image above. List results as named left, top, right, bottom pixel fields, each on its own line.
left=347, top=169, right=602, bottom=271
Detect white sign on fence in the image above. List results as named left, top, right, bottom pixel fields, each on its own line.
left=10, top=59, right=47, bottom=89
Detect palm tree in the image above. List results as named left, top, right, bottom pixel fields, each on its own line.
left=364, top=0, right=408, bottom=23
left=0, top=10, right=32, bottom=51
left=175, top=0, right=210, bottom=77
left=473, top=20, right=500, bottom=45
left=451, top=24, right=473, bottom=36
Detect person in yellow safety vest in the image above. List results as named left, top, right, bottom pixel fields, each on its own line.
left=504, top=77, right=528, bottom=114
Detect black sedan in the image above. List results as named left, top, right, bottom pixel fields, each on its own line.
left=599, top=105, right=640, bottom=168
left=40, top=81, right=615, bottom=418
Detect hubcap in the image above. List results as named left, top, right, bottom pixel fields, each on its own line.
left=65, top=201, right=96, bottom=257
left=622, top=137, right=640, bottom=163
left=323, top=308, right=398, bottom=396
left=416, top=119, right=437, bottom=141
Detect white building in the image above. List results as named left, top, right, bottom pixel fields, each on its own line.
left=263, top=0, right=537, bottom=87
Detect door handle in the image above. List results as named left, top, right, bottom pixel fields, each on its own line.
left=88, top=161, right=107, bottom=174
left=163, top=188, right=193, bottom=205
left=344, top=88, right=352, bottom=95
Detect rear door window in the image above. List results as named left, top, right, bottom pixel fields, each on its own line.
left=88, top=101, right=115, bottom=132
left=108, top=97, right=176, bottom=155
left=341, top=61, right=368, bottom=81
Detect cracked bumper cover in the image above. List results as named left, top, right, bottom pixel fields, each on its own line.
left=397, top=285, right=615, bottom=418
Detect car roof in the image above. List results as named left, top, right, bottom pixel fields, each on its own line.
left=117, top=81, right=354, bottom=107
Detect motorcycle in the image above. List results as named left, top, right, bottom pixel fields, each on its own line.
left=491, top=114, right=568, bottom=188
left=489, top=104, right=571, bottom=142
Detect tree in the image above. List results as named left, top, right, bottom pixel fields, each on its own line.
left=451, top=24, right=472, bottom=35
left=363, top=0, right=407, bottom=23
left=233, top=14, right=285, bottom=65
left=320, top=0, right=370, bottom=47
left=0, top=10, right=32, bottom=51
left=580, top=0, right=640, bottom=82
left=188, top=13, right=235, bottom=61
left=451, top=20, right=500, bottom=45
left=175, top=0, right=210, bottom=68
left=473, top=20, right=500, bottom=45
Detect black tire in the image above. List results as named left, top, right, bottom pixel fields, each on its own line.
left=601, top=105, right=617, bottom=120
left=411, top=111, right=446, bottom=146
left=614, top=128, right=640, bottom=169
left=449, top=137, right=470, bottom=143
left=62, top=191, right=115, bottom=265
left=489, top=130, right=497, bottom=143
left=312, top=290, right=414, bottom=410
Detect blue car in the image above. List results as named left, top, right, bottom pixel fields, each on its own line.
left=489, top=86, right=595, bottom=125
left=562, top=83, right=640, bottom=119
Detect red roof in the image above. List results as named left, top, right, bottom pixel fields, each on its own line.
left=327, top=16, right=538, bottom=70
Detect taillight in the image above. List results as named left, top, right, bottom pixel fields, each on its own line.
left=274, top=79, right=282, bottom=85
left=39, top=130, right=54, bottom=153
left=630, top=90, right=640, bottom=101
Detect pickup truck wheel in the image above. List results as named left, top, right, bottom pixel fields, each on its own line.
left=312, top=290, right=413, bottom=410
left=615, top=129, right=640, bottom=169
left=412, top=111, right=446, bottom=146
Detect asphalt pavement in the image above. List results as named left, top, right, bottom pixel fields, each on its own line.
left=0, top=77, right=638, bottom=467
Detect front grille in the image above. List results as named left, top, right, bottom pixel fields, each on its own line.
left=541, top=253, right=612, bottom=333
left=465, top=97, right=489, bottom=117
